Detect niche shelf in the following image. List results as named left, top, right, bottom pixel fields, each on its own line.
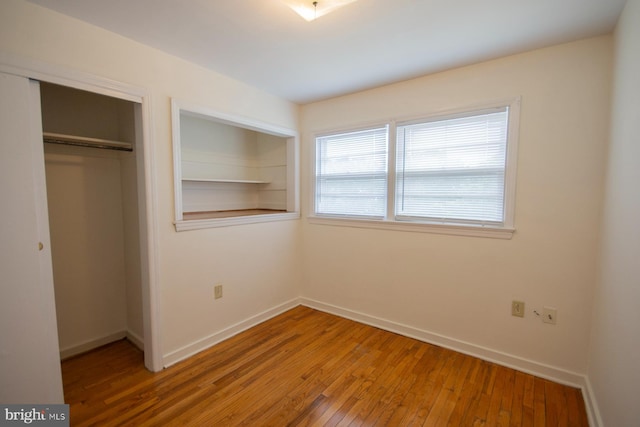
left=181, top=178, right=269, bottom=184
left=171, top=99, right=299, bottom=231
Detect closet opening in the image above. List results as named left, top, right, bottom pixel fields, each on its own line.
left=40, top=82, right=145, bottom=365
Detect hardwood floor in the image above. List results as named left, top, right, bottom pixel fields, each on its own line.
left=62, top=306, right=588, bottom=426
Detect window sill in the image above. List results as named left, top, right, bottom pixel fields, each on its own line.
left=307, top=216, right=514, bottom=239
left=175, top=211, right=300, bottom=231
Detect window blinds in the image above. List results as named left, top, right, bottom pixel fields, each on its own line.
left=395, top=108, right=509, bottom=224
left=315, top=127, right=388, bottom=217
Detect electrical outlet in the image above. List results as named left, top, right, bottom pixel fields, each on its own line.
left=214, top=284, right=223, bottom=300
left=543, top=307, right=557, bottom=324
left=511, top=300, right=525, bottom=317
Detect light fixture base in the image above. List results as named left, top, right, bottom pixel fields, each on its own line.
left=281, top=0, right=358, bottom=21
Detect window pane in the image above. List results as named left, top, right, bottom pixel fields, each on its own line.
left=316, top=127, right=388, bottom=217
left=396, top=109, right=508, bottom=224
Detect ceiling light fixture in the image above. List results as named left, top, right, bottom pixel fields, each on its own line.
left=281, top=0, right=358, bottom=22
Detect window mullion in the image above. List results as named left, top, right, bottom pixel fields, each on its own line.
left=386, top=121, right=396, bottom=221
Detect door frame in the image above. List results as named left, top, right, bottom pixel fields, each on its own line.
left=0, top=52, right=163, bottom=372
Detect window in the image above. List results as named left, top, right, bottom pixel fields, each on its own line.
left=312, top=99, right=519, bottom=238
left=395, top=108, right=509, bottom=225
left=315, top=126, right=388, bottom=218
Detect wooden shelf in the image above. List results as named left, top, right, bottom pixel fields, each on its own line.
left=183, top=209, right=286, bottom=220
left=182, top=178, right=269, bottom=184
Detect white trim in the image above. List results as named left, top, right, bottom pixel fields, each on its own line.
left=59, top=331, right=127, bottom=360
left=136, top=96, right=163, bottom=372
left=0, top=52, right=144, bottom=102
left=583, top=377, right=603, bottom=427
left=300, top=298, right=585, bottom=387
left=161, top=297, right=598, bottom=425
left=0, top=52, right=163, bottom=372
left=162, top=298, right=301, bottom=368
left=127, top=330, right=145, bottom=351
left=503, top=97, right=521, bottom=229
left=172, top=98, right=298, bottom=138
left=307, top=215, right=515, bottom=239
left=58, top=330, right=144, bottom=360
left=386, top=121, right=397, bottom=220
left=287, top=135, right=300, bottom=214
left=171, top=99, right=184, bottom=222
left=301, top=298, right=602, bottom=425
left=175, top=211, right=300, bottom=231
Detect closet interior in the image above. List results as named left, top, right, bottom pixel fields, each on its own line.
left=40, top=82, right=144, bottom=360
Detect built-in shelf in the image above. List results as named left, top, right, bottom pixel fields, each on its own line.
left=181, top=178, right=270, bottom=184
left=171, top=99, right=299, bottom=230
left=183, top=209, right=286, bottom=220
left=43, top=131, right=133, bottom=152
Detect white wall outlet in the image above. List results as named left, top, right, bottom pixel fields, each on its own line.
left=512, top=300, right=525, bottom=317
left=214, top=284, right=223, bottom=300
left=543, top=307, right=557, bottom=324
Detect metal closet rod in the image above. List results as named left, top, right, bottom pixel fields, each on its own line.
left=43, top=132, right=133, bottom=152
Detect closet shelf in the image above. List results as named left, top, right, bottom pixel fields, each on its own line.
left=43, top=132, right=133, bottom=152
left=182, top=178, right=270, bottom=184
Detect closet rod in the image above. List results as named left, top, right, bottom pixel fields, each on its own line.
left=43, top=132, right=133, bottom=152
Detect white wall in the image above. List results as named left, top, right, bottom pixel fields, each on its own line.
left=257, top=133, right=288, bottom=210
left=587, top=0, right=640, bottom=425
left=118, top=103, right=145, bottom=346
left=0, top=0, right=301, bottom=368
left=300, top=36, right=612, bottom=379
left=120, top=148, right=145, bottom=346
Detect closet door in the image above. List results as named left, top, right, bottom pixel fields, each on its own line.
left=0, top=73, right=63, bottom=403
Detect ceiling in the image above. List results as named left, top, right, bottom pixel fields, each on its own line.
left=26, top=0, right=627, bottom=104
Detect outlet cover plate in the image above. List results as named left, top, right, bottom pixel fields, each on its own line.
left=512, top=300, right=525, bottom=317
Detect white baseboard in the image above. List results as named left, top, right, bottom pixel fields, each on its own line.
left=127, top=330, right=144, bottom=351
left=582, top=377, right=603, bottom=427
left=59, top=330, right=127, bottom=360
left=301, top=299, right=585, bottom=384
left=162, top=298, right=301, bottom=368
left=160, top=297, right=601, bottom=426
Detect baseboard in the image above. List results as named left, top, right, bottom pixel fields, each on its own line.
left=127, top=330, right=144, bottom=351
left=161, top=297, right=601, bottom=426
left=300, top=298, right=586, bottom=387
left=582, top=377, right=603, bottom=427
left=59, top=330, right=127, bottom=360
left=162, top=298, right=301, bottom=368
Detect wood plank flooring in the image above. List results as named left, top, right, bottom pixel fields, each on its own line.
left=61, top=306, right=588, bottom=426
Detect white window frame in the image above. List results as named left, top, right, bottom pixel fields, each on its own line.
left=309, top=98, right=520, bottom=239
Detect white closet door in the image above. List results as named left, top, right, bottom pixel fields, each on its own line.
left=0, top=73, right=63, bottom=403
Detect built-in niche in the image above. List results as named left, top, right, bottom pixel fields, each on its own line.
left=171, top=100, right=299, bottom=231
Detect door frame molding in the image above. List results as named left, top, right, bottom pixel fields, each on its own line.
left=0, top=52, right=163, bottom=372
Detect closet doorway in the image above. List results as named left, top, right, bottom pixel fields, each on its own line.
left=40, top=82, right=146, bottom=363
